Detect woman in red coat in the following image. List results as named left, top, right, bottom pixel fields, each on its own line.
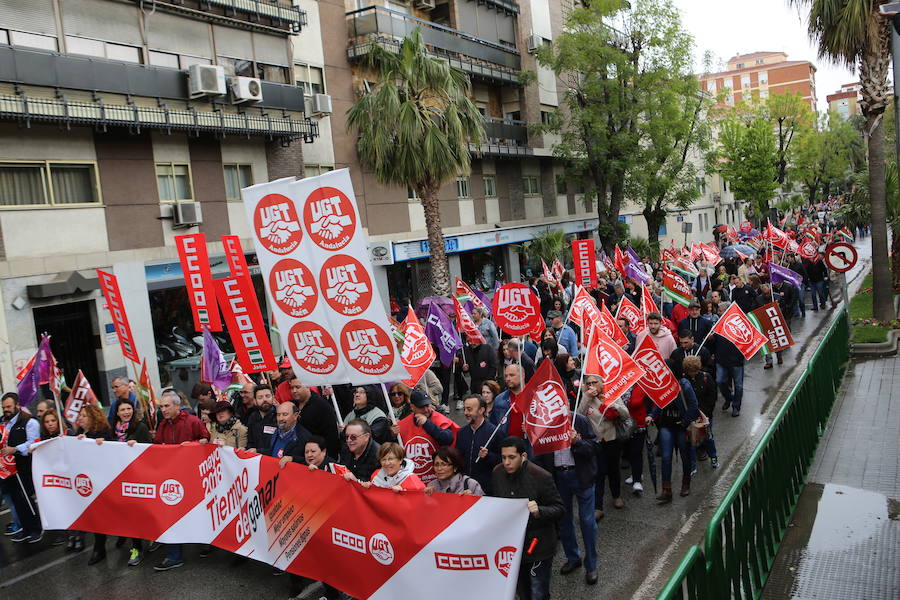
left=361, top=442, right=425, bottom=492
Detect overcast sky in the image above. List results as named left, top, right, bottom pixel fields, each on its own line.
left=671, top=0, right=857, bottom=112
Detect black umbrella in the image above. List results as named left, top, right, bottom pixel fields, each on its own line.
left=645, top=429, right=658, bottom=494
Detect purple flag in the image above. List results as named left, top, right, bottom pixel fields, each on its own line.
left=768, top=262, right=803, bottom=290
left=424, top=303, right=462, bottom=367
left=202, top=328, right=233, bottom=391
left=474, top=288, right=493, bottom=317
left=17, top=335, right=52, bottom=408
left=626, top=246, right=641, bottom=265
left=625, top=261, right=651, bottom=285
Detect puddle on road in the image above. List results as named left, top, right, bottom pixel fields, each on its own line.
left=762, top=483, right=900, bottom=599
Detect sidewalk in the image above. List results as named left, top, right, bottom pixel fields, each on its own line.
left=761, top=356, right=900, bottom=599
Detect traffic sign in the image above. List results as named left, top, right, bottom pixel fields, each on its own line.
left=824, top=242, right=857, bottom=273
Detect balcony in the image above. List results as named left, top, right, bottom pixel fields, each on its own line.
left=127, top=0, right=307, bottom=34
left=472, top=116, right=532, bottom=157
left=346, top=7, right=521, bottom=85
left=468, top=0, right=520, bottom=15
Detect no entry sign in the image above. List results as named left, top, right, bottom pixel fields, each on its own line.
left=824, top=242, right=857, bottom=273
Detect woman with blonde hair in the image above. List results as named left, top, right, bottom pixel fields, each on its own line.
left=359, top=442, right=425, bottom=492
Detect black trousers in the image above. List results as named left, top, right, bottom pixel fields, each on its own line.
left=1, top=470, right=41, bottom=535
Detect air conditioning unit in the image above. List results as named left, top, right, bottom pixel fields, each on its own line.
left=415, top=0, right=436, bottom=10
left=230, top=76, right=263, bottom=104
left=188, top=64, right=226, bottom=98
left=173, top=202, right=203, bottom=228
left=526, top=34, right=542, bottom=53
left=311, top=93, right=333, bottom=115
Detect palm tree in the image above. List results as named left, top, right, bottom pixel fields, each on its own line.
left=792, top=0, right=895, bottom=319
left=347, top=30, right=484, bottom=297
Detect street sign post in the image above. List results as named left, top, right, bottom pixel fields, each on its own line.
left=824, top=242, right=857, bottom=340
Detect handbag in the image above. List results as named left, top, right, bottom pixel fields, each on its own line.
left=614, top=414, right=635, bottom=442
left=687, top=410, right=710, bottom=447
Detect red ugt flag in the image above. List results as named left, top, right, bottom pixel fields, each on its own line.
left=514, top=359, right=572, bottom=456
left=63, top=370, right=98, bottom=426
left=632, top=335, right=681, bottom=408
left=712, top=303, right=769, bottom=359
left=615, top=295, right=645, bottom=335
left=492, top=283, right=544, bottom=339
left=400, top=307, right=435, bottom=387
left=614, top=245, right=628, bottom=278
left=583, top=328, right=645, bottom=406
left=453, top=297, right=486, bottom=345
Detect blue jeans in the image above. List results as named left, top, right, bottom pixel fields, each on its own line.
left=516, top=557, right=553, bottom=600
left=166, top=544, right=184, bottom=563
left=658, top=426, right=690, bottom=483
left=2, top=490, right=21, bottom=530
left=810, top=281, right=827, bottom=309
left=716, top=364, right=744, bottom=410
left=554, top=469, right=597, bottom=572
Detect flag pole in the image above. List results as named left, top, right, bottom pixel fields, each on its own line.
left=571, top=325, right=593, bottom=426
left=694, top=322, right=715, bottom=354
left=328, top=392, right=343, bottom=434
left=475, top=403, right=514, bottom=463
left=379, top=382, right=401, bottom=446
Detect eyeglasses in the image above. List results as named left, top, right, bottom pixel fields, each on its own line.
left=389, top=391, right=404, bottom=397
left=346, top=433, right=368, bottom=442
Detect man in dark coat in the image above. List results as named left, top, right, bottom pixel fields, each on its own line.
left=289, top=377, right=340, bottom=456
left=454, top=394, right=500, bottom=494
left=668, top=330, right=713, bottom=379
left=677, top=301, right=712, bottom=342
left=263, top=402, right=312, bottom=467
left=246, top=384, right=277, bottom=452
left=339, top=419, right=381, bottom=482
left=492, top=436, right=564, bottom=600
left=462, top=340, right=497, bottom=402
left=729, top=275, right=757, bottom=314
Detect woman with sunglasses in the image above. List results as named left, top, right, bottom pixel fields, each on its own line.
left=387, top=383, right=412, bottom=422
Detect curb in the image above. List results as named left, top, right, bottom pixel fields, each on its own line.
left=851, top=290, right=900, bottom=358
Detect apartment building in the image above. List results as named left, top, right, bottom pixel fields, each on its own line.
left=699, top=51, right=818, bottom=110
left=0, top=0, right=316, bottom=397
left=826, top=82, right=861, bottom=119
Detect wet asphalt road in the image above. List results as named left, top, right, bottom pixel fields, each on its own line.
left=0, top=241, right=872, bottom=600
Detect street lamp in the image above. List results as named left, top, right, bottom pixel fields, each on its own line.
left=879, top=3, right=900, bottom=175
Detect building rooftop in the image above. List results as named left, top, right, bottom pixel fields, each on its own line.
left=726, top=51, right=786, bottom=63
left=701, top=60, right=816, bottom=79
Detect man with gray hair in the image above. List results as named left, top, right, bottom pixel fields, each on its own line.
left=153, top=388, right=209, bottom=572
left=108, top=376, right=136, bottom=422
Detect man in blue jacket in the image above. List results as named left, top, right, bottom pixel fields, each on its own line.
left=455, top=394, right=500, bottom=494
left=549, top=311, right=578, bottom=358
left=534, top=411, right=598, bottom=585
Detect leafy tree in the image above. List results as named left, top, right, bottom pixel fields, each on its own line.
left=791, top=0, right=895, bottom=320
left=347, top=30, right=484, bottom=297
left=517, top=229, right=569, bottom=271
left=713, top=116, right=779, bottom=222
left=535, top=0, right=699, bottom=254
left=766, top=92, right=814, bottom=185
left=789, top=111, right=856, bottom=205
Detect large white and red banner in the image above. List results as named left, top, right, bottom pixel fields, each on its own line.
left=96, top=270, right=140, bottom=363
left=214, top=276, right=277, bottom=373
left=175, top=233, right=223, bottom=332
left=33, top=437, right=527, bottom=599
left=242, top=171, right=407, bottom=384
left=63, top=370, right=98, bottom=426
left=514, top=360, right=572, bottom=455
left=572, top=240, right=598, bottom=289
left=632, top=336, right=681, bottom=409
left=492, top=283, right=543, bottom=340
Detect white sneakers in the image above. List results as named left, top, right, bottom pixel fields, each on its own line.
left=625, top=476, right=633, bottom=485
left=633, top=481, right=643, bottom=492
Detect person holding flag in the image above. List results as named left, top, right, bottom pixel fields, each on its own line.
left=1, top=392, right=42, bottom=544
left=396, top=390, right=459, bottom=487
left=645, top=375, right=699, bottom=504
left=578, top=377, right=631, bottom=516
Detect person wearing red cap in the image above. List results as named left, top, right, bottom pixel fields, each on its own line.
left=274, top=356, right=294, bottom=405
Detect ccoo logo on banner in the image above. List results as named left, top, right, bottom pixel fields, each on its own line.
left=242, top=171, right=407, bottom=384
left=33, top=437, right=528, bottom=600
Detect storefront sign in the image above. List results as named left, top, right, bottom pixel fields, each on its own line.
left=175, top=233, right=223, bottom=332
left=243, top=170, right=407, bottom=385
left=571, top=239, right=598, bottom=289
left=96, top=269, right=140, bottom=363
left=214, top=276, right=277, bottom=373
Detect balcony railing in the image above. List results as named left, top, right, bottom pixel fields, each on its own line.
left=472, top=116, right=531, bottom=157
left=130, top=0, right=307, bottom=33
left=346, top=7, right=521, bottom=85
left=469, top=0, right=519, bottom=15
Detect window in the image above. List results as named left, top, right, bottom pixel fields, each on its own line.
left=218, top=56, right=254, bottom=78
left=0, top=30, right=8, bottom=45
left=555, top=174, right=566, bottom=195
left=156, top=163, right=193, bottom=202
left=755, top=59, right=764, bottom=65
left=9, top=30, right=57, bottom=51
left=65, top=36, right=141, bottom=63
left=303, top=165, right=334, bottom=179
left=456, top=176, right=470, bottom=198
left=149, top=50, right=180, bottom=69
left=658, top=223, right=667, bottom=236
left=0, top=162, right=100, bottom=207
left=483, top=176, right=496, bottom=198
left=257, top=63, right=289, bottom=83
left=758, top=71, right=768, bottom=85
left=707, top=82, right=716, bottom=94
left=723, top=78, right=733, bottom=89
left=407, top=186, right=419, bottom=201
left=224, top=164, right=253, bottom=200
left=760, top=90, right=769, bottom=99
left=523, top=176, right=540, bottom=196
left=575, top=179, right=585, bottom=194
left=540, top=111, right=552, bottom=125
left=295, top=64, right=325, bottom=95
left=741, top=75, right=750, bottom=88
left=735, top=63, right=744, bottom=69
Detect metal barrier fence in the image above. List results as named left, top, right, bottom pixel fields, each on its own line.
left=657, top=308, right=850, bottom=600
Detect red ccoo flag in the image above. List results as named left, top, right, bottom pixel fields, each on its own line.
left=711, top=303, right=769, bottom=359
left=514, top=359, right=573, bottom=456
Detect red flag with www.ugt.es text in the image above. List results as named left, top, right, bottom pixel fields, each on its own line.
left=583, top=328, right=645, bottom=406
left=492, top=283, right=544, bottom=340
left=632, top=335, right=681, bottom=409
left=63, top=370, right=98, bottom=426
left=400, top=307, right=435, bottom=387
left=514, top=359, right=572, bottom=456
left=712, top=303, right=769, bottom=359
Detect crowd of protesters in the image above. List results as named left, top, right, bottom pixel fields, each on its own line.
left=1, top=206, right=850, bottom=600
